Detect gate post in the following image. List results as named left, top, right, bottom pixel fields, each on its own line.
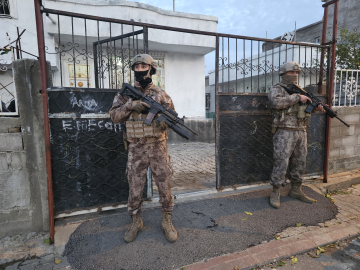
left=318, top=5, right=328, bottom=94
left=215, top=34, right=220, bottom=188
left=323, top=0, right=339, bottom=183
left=143, top=26, right=149, bottom=54
left=34, top=0, right=55, bottom=243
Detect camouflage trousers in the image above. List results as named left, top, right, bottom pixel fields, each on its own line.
left=270, top=129, right=307, bottom=187
left=126, top=140, right=174, bottom=215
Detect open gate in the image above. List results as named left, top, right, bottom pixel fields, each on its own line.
left=44, top=20, right=150, bottom=216
left=214, top=37, right=329, bottom=188
left=34, top=0, right=338, bottom=242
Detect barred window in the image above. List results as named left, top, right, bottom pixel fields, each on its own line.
left=0, top=0, right=10, bottom=16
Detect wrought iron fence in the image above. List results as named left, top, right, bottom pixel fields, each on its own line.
left=212, top=37, right=328, bottom=94
left=44, top=13, right=147, bottom=89
left=333, top=69, right=360, bottom=106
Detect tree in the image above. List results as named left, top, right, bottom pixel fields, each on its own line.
left=312, top=27, right=360, bottom=80
left=335, top=28, right=360, bottom=70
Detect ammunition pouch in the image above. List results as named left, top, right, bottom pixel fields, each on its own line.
left=297, top=104, right=311, bottom=126
left=126, top=113, right=163, bottom=139
left=271, top=102, right=311, bottom=127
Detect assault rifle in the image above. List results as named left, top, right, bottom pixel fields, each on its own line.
left=284, top=83, right=349, bottom=127
left=120, top=83, right=198, bottom=140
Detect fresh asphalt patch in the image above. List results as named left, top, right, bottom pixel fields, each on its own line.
left=64, top=186, right=337, bottom=270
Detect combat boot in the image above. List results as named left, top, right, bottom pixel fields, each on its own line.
left=124, top=212, right=143, bottom=243
left=161, top=211, right=178, bottom=243
left=288, top=182, right=314, bottom=203
left=270, top=185, right=281, bottom=209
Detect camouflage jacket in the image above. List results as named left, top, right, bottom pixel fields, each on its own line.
left=268, top=84, right=305, bottom=129
left=109, top=82, right=175, bottom=143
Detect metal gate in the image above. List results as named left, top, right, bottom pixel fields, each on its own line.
left=214, top=36, right=329, bottom=188
left=48, top=88, right=132, bottom=215
left=34, top=0, right=338, bottom=242
left=42, top=13, right=150, bottom=216
left=216, top=93, right=327, bottom=187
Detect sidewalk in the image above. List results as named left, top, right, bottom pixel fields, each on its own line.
left=184, top=169, right=360, bottom=270
left=1, top=169, right=360, bottom=270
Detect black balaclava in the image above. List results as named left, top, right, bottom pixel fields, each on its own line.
left=134, top=68, right=152, bottom=89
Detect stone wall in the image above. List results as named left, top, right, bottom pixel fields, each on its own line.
left=0, top=59, right=50, bottom=239
left=329, top=106, right=360, bottom=174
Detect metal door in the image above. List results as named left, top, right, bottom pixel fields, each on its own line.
left=45, top=23, right=149, bottom=215
left=217, top=93, right=327, bottom=187
left=215, top=36, right=328, bottom=188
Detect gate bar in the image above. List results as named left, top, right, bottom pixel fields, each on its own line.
left=324, top=0, right=339, bottom=183
left=215, top=34, right=220, bottom=189
left=41, top=7, right=327, bottom=48
left=93, top=30, right=144, bottom=88
left=34, top=0, right=55, bottom=243
left=94, top=30, right=143, bottom=46
left=318, top=5, right=328, bottom=94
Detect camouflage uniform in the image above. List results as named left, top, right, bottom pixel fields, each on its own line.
left=109, top=81, right=175, bottom=215
left=268, top=84, right=308, bottom=187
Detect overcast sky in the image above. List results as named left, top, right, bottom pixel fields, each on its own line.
left=135, top=0, right=324, bottom=38
left=134, top=0, right=325, bottom=74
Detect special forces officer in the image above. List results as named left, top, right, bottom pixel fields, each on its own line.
left=268, top=61, right=325, bottom=209
left=109, top=54, right=177, bottom=243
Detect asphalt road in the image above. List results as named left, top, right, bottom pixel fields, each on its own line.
left=64, top=186, right=337, bottom=270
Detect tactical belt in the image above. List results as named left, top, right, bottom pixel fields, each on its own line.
left=272, top=126, right=306, bottom=133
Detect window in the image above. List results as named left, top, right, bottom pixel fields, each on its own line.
left=315, top=37, right=321, bottom=44
left=0, top=0, right=10, bottom=16
left=150, top=53, right=165, bottom=89
left=205, top=93, right=210, bottom=109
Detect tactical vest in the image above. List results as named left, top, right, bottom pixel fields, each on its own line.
left=125, top=85, right=163, bottom=139
left=270, top=84, right=311, bottom=133
left=125, top=113, right=163, bottom=139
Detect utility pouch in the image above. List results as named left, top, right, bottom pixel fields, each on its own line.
left=126, top=113, right=163, bottom=139
left=297, top=104, right=307, bottom=119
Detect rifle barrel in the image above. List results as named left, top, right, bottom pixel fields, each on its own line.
left=336, top=116, right=350, bottom=127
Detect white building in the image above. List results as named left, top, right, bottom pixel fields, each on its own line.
left=0, top=0, right=218, bottom=118
left=208, top=44, right=322, bottom=93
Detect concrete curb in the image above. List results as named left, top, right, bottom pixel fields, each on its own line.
left=184, top=218, right=360, bottom=270
left=313, top=170, right=360, bottom=194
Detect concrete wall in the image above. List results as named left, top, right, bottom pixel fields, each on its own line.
left=165, top=52, right=206, bottom=119
left=167, top=119, right=215, bottom=144
left=325, top=0, right=360, bottom=36
left=0, top=59, right=50, bottom=239
left=329, top=106, right=360, bottom=174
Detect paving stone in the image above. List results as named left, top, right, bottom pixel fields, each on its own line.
left=208, top=254, right=256, bottom=270
left=5, top=262, right=20, bottom=270
left=35, top=263, right=56, bottom=270
left=39, top=254, right=54, bottom=264
left=52, top=257, right=70, bottom=269
left=19, top=263, right=37, bottom=270
left=20, top=259, right=40, bottom=266
left=162, top=142, right=216, bottom=194
left=249, top=237, right=316, bottom=264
